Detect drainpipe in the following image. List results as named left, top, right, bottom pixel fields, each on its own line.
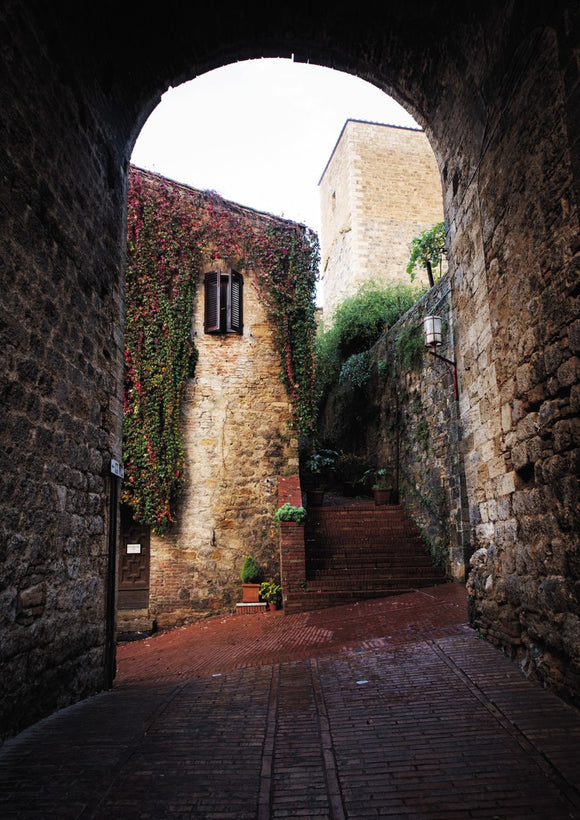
left=104, top=458, right=123, bottom=688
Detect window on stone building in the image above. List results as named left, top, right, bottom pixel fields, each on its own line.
left=204, top=269, right=243, bottom=334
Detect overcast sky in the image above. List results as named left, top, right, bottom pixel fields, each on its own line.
left=131, top=58, right=419, bottom=234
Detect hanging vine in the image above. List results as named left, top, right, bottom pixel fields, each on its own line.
left=122, top=167, right=318, bottom=533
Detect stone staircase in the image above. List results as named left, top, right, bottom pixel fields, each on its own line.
left=287, top=501, right=447, bottom=613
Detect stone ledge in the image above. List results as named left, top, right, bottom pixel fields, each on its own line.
left=235, top=602, right=268, bottom=615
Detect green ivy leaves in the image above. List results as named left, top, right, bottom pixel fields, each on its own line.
left=122, top=169, right=318, bottom=533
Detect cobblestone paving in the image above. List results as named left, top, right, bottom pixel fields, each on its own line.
left=1, top=585, right=580, bottom=818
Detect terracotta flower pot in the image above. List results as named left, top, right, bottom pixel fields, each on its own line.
left=242, top=583, right=261, bottom=603
left=373, top=487, right=392, bottom=506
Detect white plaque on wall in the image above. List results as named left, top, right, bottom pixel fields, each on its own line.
left=126, top=543, right=141, bottom=554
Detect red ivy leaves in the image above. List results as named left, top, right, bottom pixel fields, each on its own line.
left=122, top=167, right=319, bottom=533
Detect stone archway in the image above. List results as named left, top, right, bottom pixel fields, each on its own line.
left=1, top=2, right=578, bottom=738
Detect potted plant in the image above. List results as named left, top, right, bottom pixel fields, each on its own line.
left=336, top=452, right=367, bottom=497
left=240, top=555, right=264, bottom=603
left=301, top=448, right=339, bottom=506
left=259, top=581, right=282, bottom=611
left=274, top=502, right=307, bottom=525
left=372, top=468, right=393, bottom=505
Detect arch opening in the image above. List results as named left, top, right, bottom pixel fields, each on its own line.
left=1, top=3, right=578, bottom=740
left=120, top=59, right=453, bottom=633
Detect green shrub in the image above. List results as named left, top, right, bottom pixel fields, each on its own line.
left=315, top=281, right=425, bottom=405
left=240, top=555, right=263, bottom=584
left=336, top=452, right=367, bottom=483
left=259, top=581, right=282, bottom=605
left=274, top=503, right=307, bottom=524
left=395, top=324, right=425, bottom=372
left=304, top=449, right=339, bottom=477
left=330, top=281, right=426, bottom=359
left=339, top=350, right=373, bottom=388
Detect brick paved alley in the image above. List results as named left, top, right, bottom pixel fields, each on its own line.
left=1, top=583, right=580, bottom=818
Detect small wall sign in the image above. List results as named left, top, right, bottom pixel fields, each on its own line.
left=126, top=543, right=141, bottom=554
left=110, top=459, right=125, bottom=478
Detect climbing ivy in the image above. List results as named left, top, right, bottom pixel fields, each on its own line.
left=122, top=168, right=318, bottom=533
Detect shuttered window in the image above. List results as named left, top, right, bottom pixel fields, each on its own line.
left=204, top=269, right=243, bottom=335
left=204, top=270, right=221, bottom=333
left=228, top=271, right=243, bottom=333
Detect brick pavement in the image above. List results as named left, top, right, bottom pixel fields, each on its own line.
left=1, top=583, right=580, bottom=819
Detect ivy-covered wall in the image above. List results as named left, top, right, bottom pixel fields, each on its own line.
left=378, top=277, right=469, bottom=578
left=149, top=260, right=298, bottom=626
left=124, top=168, right=319, bottom=626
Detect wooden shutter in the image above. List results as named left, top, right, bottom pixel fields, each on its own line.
left=227, top=270, right=243, bottom=334
left=204, top=271, right=221, bottom=333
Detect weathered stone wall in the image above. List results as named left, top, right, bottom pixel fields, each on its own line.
left=455, top=26, right=580, bottom=703
left=149, top=262, right=298, bottom=628
left=319, top=121, right=444, bottom=318
left=377, top=279, right=468, bottom=580
left=318, top=275, right=468, bottom=581
left=0, top=3, right=128, bottom=739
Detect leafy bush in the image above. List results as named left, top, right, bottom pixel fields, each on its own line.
left=339, top=350, right=373, bottom=388
left=315, top=281, right=426, bottom=403
left=240, top=555, right=263, bottom=584
left=407, top=221, right=446, bottom=286
left=304, top=449, right=339, bottom=476
left=259, top=581, right=282, bottom=605
left=274, top=503, right=307, bottom=524
left=336, top=452, right=367, bottom=483
left=362, top=466, right=393, bottom=489
left=395, top=324, right=425, bottom=372
left=330, top=281, right=425, bottom=359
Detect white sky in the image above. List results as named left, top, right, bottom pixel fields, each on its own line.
left=131, top=58, right=419, bottom=234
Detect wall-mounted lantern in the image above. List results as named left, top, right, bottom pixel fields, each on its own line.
left=423, top=315, right=443, bottom=348
left=423, top=315, right=458, bottom=399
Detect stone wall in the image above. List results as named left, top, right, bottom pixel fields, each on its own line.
left=455, top=26, right=580, bottom=704
left=318, top=275, right=468, bottom=581
left=319, top=121, right=444, bottom=318
left=149, top=262, right=298, bottom=628
left=0, top=3, right=127, bottom=739
left=376, top=279, right=469, bottom=580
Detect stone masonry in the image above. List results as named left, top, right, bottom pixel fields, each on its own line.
left=318, top=274, right=469, bottom=583
left=319, top=120, right=444, bottom=318
left=149, top=256, right=298, bottom=628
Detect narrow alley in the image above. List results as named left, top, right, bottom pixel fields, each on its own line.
left=1, top=584, right=579, bottom=819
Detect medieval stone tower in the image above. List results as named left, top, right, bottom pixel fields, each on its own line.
left=318, top=120, right=444, bottom=317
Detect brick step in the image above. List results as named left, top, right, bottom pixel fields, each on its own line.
left=284, top=587, right=420, bottom=614
left=307, top=567, right=446, bottom=584
left=307, top=513, right=410, bottom=523
left=307, top=542, right=422, bottom=550
left=308, top=503, right=405, bottom=512
left=308, top=564, right=433, bottom=575
left=308, top=518, right=414, bottom=526
left=306, top=538, right=426, bottom=550
left=287, top=501, right=447, bottom=615
left=309, top=557, right=436, bottom=567
left=306, top=535, right=424, bottom=546
left=306, top=544, right=430, bottom=558
left=308, top=520, right=416, bottom=530
left=308, top=556, right=444, bottom=578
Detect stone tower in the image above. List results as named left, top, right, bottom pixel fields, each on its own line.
left=318, top=120, right=444, bottom=318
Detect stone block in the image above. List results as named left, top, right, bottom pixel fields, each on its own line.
left=557, top=356, right=580, bottom=388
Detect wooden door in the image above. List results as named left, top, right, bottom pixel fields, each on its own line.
left=117, top=515, right=150, bottom=611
